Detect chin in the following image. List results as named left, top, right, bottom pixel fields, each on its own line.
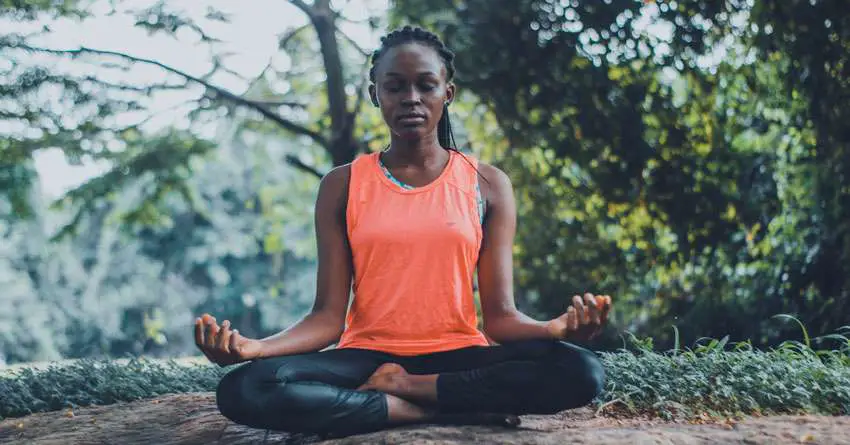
left=393, top=124, right=436, bottom=140
left=393, top=128, right=428, bottom=140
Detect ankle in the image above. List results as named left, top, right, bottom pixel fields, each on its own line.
left=401, top=373, right=439, bottom=403
left=394, top=372, right=416, bottom=394
left=385, top=394, right=434, bottom=424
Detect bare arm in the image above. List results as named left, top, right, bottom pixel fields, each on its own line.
left=476, top=164, right=553, bottom=343
left=255, top=164, right=354, bottom=358
left=195, top=165, right=355, bottom=364
left=476, top=164, right=611, bottom=344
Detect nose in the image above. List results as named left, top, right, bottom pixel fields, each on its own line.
left=400, top=86, right=422, bottom=105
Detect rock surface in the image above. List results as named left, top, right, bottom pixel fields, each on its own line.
left=1, top=393, right=848, bottom=445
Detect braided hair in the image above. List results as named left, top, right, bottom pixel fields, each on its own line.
left=369, top=25, right=459, bottom=151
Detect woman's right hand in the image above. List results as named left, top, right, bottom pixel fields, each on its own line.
left=194, top=313, right=264, bottom=366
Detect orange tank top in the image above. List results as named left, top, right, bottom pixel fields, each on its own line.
left=336, top=150, right=489, bottom=356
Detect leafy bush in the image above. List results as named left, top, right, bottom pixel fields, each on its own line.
left=2, top=319, right=848, bottom=421
left=0, top=358, right=227, bottom=419
left=596, top=320, right=850, bottom=419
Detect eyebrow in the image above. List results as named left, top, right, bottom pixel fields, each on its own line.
left=383, top=71, right=440, bottom=78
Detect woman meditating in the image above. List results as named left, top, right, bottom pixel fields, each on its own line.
left=194, top=25, right=612, bottom=436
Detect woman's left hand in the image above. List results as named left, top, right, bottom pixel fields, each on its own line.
left=545, top=293, right=612, bottom=342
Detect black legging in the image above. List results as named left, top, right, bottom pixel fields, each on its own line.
left=216, top=339, right=605, bottom=436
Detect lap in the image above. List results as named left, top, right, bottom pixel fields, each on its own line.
left=224, top=340, right=597, bottom=386
left=401, top=339, right=591, bottom=375
left=227, top=347, right=392, bottom=389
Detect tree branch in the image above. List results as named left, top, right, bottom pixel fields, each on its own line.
left=17, top=44, right=329, bottom=147
left=278, top=23, right=311, bottom=49
left=252, top=100, right=308, bottom=109
left=308, top=4, right=349, bottom=161
left=288, top=0, right=315, bottom=19
left=285, top=154, right=325, bottom=178
left=337, top=28, right=370, bottom=57
left=352, top=59, right=372, bottom=115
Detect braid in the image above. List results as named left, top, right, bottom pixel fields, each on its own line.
left=369, top=26, right=456, bottom=83
left=370, top=25, right=458, bottom=150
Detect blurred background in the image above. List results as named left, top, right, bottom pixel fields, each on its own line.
left=1, top=0, right=848, bottom=366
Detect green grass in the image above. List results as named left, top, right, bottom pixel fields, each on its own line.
left=0, top=358, right=228, bottom=420
left=596, top=329, right=850, bottom=419
left=2, top=317, right=848, bottom=421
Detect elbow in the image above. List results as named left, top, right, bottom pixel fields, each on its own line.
left=481, top=310, right=516, bottom=343
left=328, top=325, right=344, bottom=344
left=310, top=309, right=345, bottom=342
left=482, top=327, right=510, bottom=345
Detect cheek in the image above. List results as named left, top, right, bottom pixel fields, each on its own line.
left=380, top=103, right=394, bottom=122
left=430, top=101, right=445, bottom=120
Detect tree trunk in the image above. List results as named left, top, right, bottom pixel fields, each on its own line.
left=310, top=0, right=359, bottom=167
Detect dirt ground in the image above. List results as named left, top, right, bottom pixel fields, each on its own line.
left=1, top=393, right=848, bottom=445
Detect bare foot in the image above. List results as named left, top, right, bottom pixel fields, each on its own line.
left=357, top=363, right=409, bottom=395
left=385, top=394, right=435, bottom=424
left=357, top=364, right=520, bottom=429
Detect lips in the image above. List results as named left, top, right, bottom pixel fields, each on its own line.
left=397, top=113, right=426, bottom=124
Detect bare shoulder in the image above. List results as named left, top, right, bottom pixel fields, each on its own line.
left=477, top=162, right=514, bottom=203
left=315, top=164, right=352, bottom=217
left=320, top=163, right=352, bottom=190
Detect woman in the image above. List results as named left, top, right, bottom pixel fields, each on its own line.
left=194, top=25, right=612, bottom=436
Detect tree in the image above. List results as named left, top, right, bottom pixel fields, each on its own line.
left=0, top=0, right=391, bottom=363
left=2, top=0, right=388, bottom=231
left=390, top=0, right=849, bottom=348
left=745, top=0, right=850, bottom=335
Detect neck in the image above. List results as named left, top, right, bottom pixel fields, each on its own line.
left=385, top=133, right=446, bottom=167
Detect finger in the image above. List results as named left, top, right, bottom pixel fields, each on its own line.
left=592, top=298, right=609, bottom=338
left=579, top=294, right=592, bottom=324
left=217, top=320, right=232, bottom=354
left=584, top=293, right=600, bottom=309
left=205, top=317, right=219, bottom=349
left=229, top=329, right=241, bottom=357
left=194, top=318, right=205, bottom=348
left=572, top=295, right=584, bottom=324
left=566, top=306, right=579, bottom=331
left=194, top=318, right=219, bottom=362
left=584, top=293, right=601, bottom=324
left=600, top=295, right=612, bottom=321
left=593, top=295, right=606, bottom=311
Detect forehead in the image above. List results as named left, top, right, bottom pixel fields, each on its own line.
left=375, top=43, right=446, bottom=78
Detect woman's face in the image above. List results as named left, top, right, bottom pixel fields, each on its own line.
left=370, top=43, right=455, bottom=141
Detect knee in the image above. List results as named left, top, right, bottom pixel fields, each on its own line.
left=216, top=363, right=254, bottom=424
left=215, top=359, right=333, bottom=433
left=216, top=359, right=286, bottom=425
left=533, top=343, right=605, bottom=413
left=556, top=344, right=607, bottom=405
left=574, top=348, right=606, bottom=402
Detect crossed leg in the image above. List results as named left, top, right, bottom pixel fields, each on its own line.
left=215, top=340, right=605, bottom=436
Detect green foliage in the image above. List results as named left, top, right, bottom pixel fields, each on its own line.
left=746, top=0, right=850, bottom=333
left=0, top=359, right=227, bottom=420
left=0, top=0, right=84, bottom=19
left=391, top=0, right=850, bottom=350
left=0, top=116, right=322, bottom=364
left=2, top=325, right=847, bottom=421
left=50, top=131, right=216, bottom=240
left=2, top=0, right=849, bottom=378
left=0, top=1, right=376, bottom=364
left=598, top=326, right=850, bottom=419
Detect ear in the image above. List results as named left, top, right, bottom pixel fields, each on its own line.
left=445, top=82, right=456, bottom=106
left=368, top=84, right=379, bottom=108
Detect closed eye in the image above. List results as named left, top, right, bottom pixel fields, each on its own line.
left=383, top=81, right=438, bottom=93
